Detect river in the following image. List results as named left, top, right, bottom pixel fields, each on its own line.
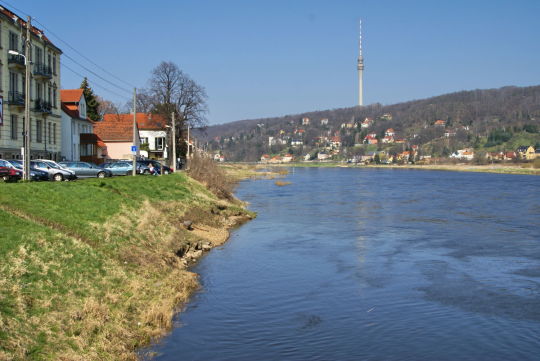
left=149, top=168, right=540, bottom=361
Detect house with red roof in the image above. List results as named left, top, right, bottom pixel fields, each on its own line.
left=94, top=113, right=141, bottom=161
left=434, top=120, right=446, bottom=127
left=135, top=113, right=168, bottom=159
left=60, top=89, right=98, bottom=162
left=364, top=134, right=378, bottom=144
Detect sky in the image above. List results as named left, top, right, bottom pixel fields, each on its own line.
left=6, top=0, right=540, bottom=125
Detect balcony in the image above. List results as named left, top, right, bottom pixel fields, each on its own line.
left=34, top=63, right=53, bottom=79
left=34, top=99, right=52, bottom=114
left=8, top=91, right=25, bottom=106
left=8, top=53, right=26, bottom=70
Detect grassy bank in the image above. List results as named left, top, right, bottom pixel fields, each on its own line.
left=0, top=174, right=253, bottom=360
left=257, top=162, right=540, bottom=175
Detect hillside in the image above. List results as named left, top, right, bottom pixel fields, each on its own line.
left=199, top=85, right=540, bottom=162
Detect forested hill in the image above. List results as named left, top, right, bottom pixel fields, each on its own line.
left=199, top=85, right=540, bottom=162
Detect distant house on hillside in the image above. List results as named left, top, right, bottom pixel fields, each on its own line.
left=282, top=154, right=293, bottom=163
left=317, top=152, right=330, bottom=160
left=385, top=128, right=395, bottom=137
left=260, top=154, right=270, bottom=163
left=516, top=145, right=536, bottom=160
left=364, top=134, right=378, bottom=144
left=302, top=117, right=310, bottom=126
left=434, top=120, right=446, bottom=127
left=381, top=113, right=393, bottom=120
left=320, top=118, right=329, bottom=126
left=361, top=117, right=374, bottom=128
left=450, top=149, right=474, bottom=160
left=382, top=136, right=394, bottom=144
left=330, top=136, right=341, bottom=148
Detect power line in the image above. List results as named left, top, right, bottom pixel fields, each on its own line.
left=32, top=18, right=137, bottom=89
left=61, top=52, right=132, bottom=95
left=0, top=0, right=136, bottom=95
left=62, top=62, right=131, bottom=102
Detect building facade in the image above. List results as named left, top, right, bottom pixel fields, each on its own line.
left=93, top=113, right=140, bottom=161
left=60, top=89, right=94, bottom=161
left=0, top=6, right=62, bottom=160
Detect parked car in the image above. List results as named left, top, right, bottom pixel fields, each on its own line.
left=59, top=161, right=112, bottom=178
left=0, top=160, right=22, bottom=182
left=137, top=160, right=173, bottom=175
left=104, top=161, right=144, bottom=176
left=4, top=160, right=50, bottom=181
left=32, top=159, right=77, bottom=181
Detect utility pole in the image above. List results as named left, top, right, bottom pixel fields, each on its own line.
left=186, top=121, right=190, bottom=170
left=171, top=112, right=176, bottom=173
left=23, top=16, right=31, bottom=181
left=132, top=88, right=137, bottom=176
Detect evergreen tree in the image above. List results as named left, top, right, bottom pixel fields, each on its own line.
left=80, top=78, right=101, bottom=121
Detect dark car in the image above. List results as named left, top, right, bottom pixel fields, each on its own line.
left=5, top=160, right=50, bottom=181
left=60, top=161, right=113, bottom=178
left=137, top=160, right=174, bottom=175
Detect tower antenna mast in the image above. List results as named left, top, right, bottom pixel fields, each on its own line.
left=357, top=19, right=364, bottom=106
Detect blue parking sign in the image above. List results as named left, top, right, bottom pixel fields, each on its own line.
left=131, top=145, right=137, bottom=152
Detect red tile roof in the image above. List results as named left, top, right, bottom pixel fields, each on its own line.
left=60, top=89, right=84, bottom=104
left=102, top=113, right=166, bottom=130
left=94, top=114, right=138, bottom=142
left=61, top=103, right=79, bottom=119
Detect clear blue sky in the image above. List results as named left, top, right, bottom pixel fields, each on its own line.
left=7, top=0, right=540, bottom=125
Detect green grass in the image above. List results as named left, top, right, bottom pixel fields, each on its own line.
left=0, top=173, right=240, bottom=360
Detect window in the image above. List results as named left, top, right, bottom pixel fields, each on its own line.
left=53, top=83, right=57, bottom=107
left=10, top=115, right=18, bottom=140
left=9, top=72, right=18, bottom=92
left=36, top=119, right=42, bottom=143
left=141, top=137, right=149, bottom=145
left=36, top=82, right=43, bottom=100
left=48, top=122, right=51, bottom=144
left=155, top=137, right=165, bottom=150
left=9, top=32, right=18, bottom=51
left=35, top=46, right=43, bottom=65
left=53, top=123, right=56, bottom=144
left=0, top=63, right=3, bottom=91
left=53, top=54, right=57, bottom=75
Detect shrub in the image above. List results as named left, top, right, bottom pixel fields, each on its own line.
left=187, top=153, right=233, bottom=200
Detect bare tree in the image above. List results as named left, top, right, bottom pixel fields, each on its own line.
left=124, top=88, right=156, bottom=114
left=148, top=61, right=208, bottom=164
left=96, top=96, right=120, bottom=118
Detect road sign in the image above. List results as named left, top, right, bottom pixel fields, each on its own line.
left=131, top=145, right=138, bottom=153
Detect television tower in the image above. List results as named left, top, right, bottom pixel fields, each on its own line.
left=357, top=19, right=364, bottom=106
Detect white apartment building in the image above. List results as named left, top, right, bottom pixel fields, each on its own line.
left=0, top=6, right=62, bottom=160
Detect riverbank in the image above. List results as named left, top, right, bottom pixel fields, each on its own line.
left=258, top=162, right=540, bottom=175
left=0, top=174, right=253, bottom=361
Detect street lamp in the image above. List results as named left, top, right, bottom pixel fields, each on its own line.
left=9, top=47, right=31, bottom=181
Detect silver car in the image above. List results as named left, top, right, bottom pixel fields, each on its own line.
left=59, top=161, right=112, bottom=178
left=33, top=159, right=77, bottom=181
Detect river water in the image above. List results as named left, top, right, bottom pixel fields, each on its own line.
left=150, top=168, right=540, bottom=361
